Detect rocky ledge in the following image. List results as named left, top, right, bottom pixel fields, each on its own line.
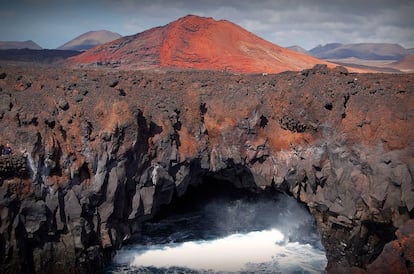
left=0, top=64, right=413, bottom=273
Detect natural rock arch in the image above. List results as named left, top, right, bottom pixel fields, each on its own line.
left=0, top=65, right=413, bottom=273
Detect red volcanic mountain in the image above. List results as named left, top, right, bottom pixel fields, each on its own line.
left=68, top=15, right=333, bottom=73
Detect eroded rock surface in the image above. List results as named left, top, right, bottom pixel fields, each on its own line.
left=0, top=64, right=413, bottom=273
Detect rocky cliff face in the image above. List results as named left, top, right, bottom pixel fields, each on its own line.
left=0, top=64, right=413, bottom=273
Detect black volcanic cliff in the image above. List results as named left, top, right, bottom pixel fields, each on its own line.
left=0, top=64, right=413, bottom=273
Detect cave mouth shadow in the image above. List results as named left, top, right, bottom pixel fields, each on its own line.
left=109, top=166, right=328, bottom=273
left=136, top=170, right=324, bottom=250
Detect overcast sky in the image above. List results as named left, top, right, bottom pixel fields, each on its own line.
left=1, top=0, right=413, bottom=50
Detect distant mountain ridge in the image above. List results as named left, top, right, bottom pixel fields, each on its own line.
left=68, top=15, right=334, bottom=73
left=287, top=45, right=309, bottom=54
left=0, top=49, right=80, bottom=63
left=309, top=43, right=410, bottom=60
left=0, top=40, right=42, bottom=50
left=58, top=30, right=122, bottom=51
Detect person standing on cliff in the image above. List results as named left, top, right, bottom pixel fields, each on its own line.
left=2, top=143, right=12, bottom=155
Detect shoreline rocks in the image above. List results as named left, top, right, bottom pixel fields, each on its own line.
left=0, top=64, right=413, bottom=273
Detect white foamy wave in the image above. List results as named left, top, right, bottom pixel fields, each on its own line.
left=114, top=228, right=326, bottom=273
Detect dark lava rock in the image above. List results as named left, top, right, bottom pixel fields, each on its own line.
left=58, top=97, right=69, bottom=110
left=0, top=64, right=412, bottom=274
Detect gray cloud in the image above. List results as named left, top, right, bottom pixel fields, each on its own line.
left=103, top=0, right=414, bottom=49
left=1, top=0, right=414, bottom=49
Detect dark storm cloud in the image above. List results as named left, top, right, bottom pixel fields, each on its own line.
left=1, top=0, right=413, bottom=49
left=102, top=0, right=414, bottom=49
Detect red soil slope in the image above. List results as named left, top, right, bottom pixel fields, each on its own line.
left=68, top=15, right=333, bottom=73
left=390, top=55, right=414, bottom=72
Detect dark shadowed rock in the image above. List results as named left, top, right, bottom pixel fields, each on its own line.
left=58, top=97, right=69, bottom=110
left=366, top=220, right=414, bottom=273
left=19, top=199, right=47, bottom=236
left=0, top=64, right=412, bottom=274
left=64, top=189, right=82, bottom=220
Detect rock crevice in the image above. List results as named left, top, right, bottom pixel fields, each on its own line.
left=0, top=65, right=413, bottom=273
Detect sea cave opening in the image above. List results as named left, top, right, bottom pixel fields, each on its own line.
left=108, top=172, right=327, bottom=273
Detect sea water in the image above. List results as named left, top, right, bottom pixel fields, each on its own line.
left=106, top=194, right=327, bottom=274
